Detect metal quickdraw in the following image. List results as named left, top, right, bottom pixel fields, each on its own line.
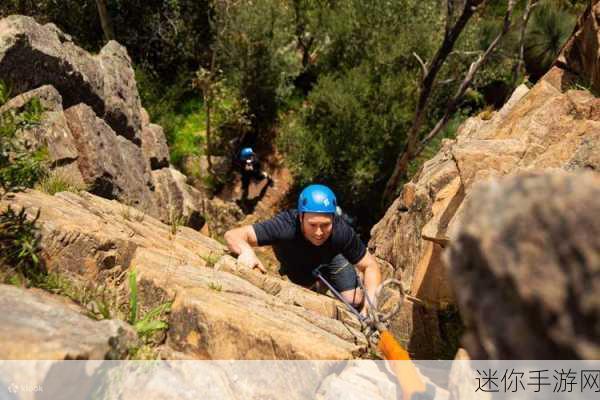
left=312, top=266, right=429, bottom=399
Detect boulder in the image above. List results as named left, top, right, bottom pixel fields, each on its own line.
left=141, top=123, right=169, bottom=170
left=0, top=85, right=81, bottom=170
left=0, top=84, right=62, bottom=113
left=315, top=361, right=400, bottom=400
left=202, top=196, right=245, bottom=238
left=5, top=361, right=340, bottom=400
left=447, top=349, right=485, bottom=400
left=0, top=15, right=142, bottom=143
left=96, top=41, right=143, bottom=144
left=64, top=103, right=158, bottom=217
left=446, top=172, right=600, bottom=359
left=555, top=0, right=600, bottom=93
left=151, top=167, right=206, bottom=230
left=2, top=190, right=366, bottom=359
left=0, top=284, right=137, bottom=359
left=370, top=62, right=600, bottom=357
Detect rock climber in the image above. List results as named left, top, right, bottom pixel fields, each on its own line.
left=224, top=183, right=382, bottom=313
left=237, top=147, right=272, bottom=197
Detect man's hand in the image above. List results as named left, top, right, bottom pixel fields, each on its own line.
left=224, top=226, right=265, bottom=273
left=237, top=250, right=267, bottom=274
left=355, top=252, right=382, bottom=315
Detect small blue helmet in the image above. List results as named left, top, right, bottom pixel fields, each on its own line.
left=298, top=184, right=337, bottom=214
left=240, top=147, right=254, bottom=160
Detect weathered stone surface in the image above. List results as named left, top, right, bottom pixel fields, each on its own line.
left=0, top=284, right=137, bottom=359
left=446, top=172, right=600, bottom=359
left=555, top=0, right=600, bottom=93
left=215, top=256, right=366, bottom=336
left=96, top=41, right=143, bottom=144
left=447, top=350, right=486, bottom=400
left=0, top=84, right=62, bottom=113
left=64, top=104, right=158, bottom=217
left=22, top=361, right=340, bottom=400
left=202, top=196, right=245, bottom=238
left=370, top=140, right=458, bottom=303
left=370, top=43, right=600, bottom=358
left=2, top=190, right=366, bottom=359
left=151, top=167, right=206, bottom=230
left=315, top=361, right=400, bottom=400
left=566, top=131, right=600, bottom=171
left=166, top=284, right=362, bottom=359
left=0, top=86, right=81, bottom=169
left=0, top=15, right=141, bottom=143
left=141, top=123, right=169, bottom=170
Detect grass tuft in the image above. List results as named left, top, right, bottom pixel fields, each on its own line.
left=36, top=169, right=88, bottom=195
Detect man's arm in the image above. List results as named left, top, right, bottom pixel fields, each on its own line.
left=355, top=251, right=382, bottom=312
left=224, top=226, right=266, bottom=273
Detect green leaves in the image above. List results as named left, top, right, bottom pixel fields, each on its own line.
left=0, top=94, right=48, bottom=195
left=0, top=206, right=41, bottom=279
left=133, top=302, right=172, bottom=337
left=128, top=268, right=172, bottom=340
left=128, top=269, right=138, bottom=324
left=524, top=2, right=576, bottom=80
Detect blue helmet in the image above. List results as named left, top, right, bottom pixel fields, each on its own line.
left=240, top=147, right=254, bottom=160
left=298, top=184, right=337, bottom=214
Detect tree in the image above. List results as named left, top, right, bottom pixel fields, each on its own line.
left=523, top=1, right=576, bottom=81
left=279, top=0, right=445, bottom=228
left=95, top=0, right=115, bottom=41
left=217, top=0, right=298, bottom=140
left=382, top=0, right=518, bottom=205
left=512, top=0, right=539, bottom=84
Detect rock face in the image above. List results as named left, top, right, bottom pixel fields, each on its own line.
left=64, top=104, right=158, bottom=215
left=557, top=0, right=600, bottom=94
left=0, top=284, right=137, bottom=359
left=446, top=172, right=600, bottom=359
left=1, top=189, right=366, bottom=359
left=369, top=1, right=600, bottom=358
left=151, top=167, right=206, bottom=230
left=0, top=16, right=141, bottom=142
left=0, top=15, right=210, bottom=229
left=141, top=123, right=170, bottom=170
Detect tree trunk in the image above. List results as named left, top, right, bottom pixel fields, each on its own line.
left=382, top=0, right=517, bottom=207
left=512, top=0, right=539, bottom=84
left=382, top=0, right=484, bottom=205
left=95, top=0, right=115, bottom=41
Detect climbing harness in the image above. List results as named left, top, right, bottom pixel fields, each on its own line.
left=312, top=265, right=406, bottom=343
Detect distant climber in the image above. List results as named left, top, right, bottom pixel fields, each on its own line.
left=236, top=147, right=272, bottom=205
left=224, top=184, right=382, bottom=313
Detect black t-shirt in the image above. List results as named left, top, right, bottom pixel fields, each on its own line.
left=252, top=209, right=367, bottom=286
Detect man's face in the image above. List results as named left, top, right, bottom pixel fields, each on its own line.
left=300, top=212, right=333, bottom=246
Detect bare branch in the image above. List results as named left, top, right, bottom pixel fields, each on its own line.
left=449, top=50, right=484, bottom=57
left=413, top=52, right=428, bottom=79
left=512, top=0, right=539, bottom=83
left=437, top=78, right=456, bottom=85
left=95, top=0, right=115, bottom=41
left=382, top=0, right=519, bottom=206
left=382, top=0, right=488, bottom=205
left=445, top=0, right=455, bottom=38
left=418, top=0, right=517, bottom=150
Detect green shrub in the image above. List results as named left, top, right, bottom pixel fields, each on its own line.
left=0, top=98, right=48, bottom=195
left=218, top=0, right=299, bottom=136
left=279, top=64, right=415, bottom=227
left=127, top=268, right=171, bottom=341
left=0, top=206, right=42, bottom=280
left=524, top=2, right=576, bottom=81
left=137, top=67, right=247, bottom=184
left=36, top=169, right=88, bottom=195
